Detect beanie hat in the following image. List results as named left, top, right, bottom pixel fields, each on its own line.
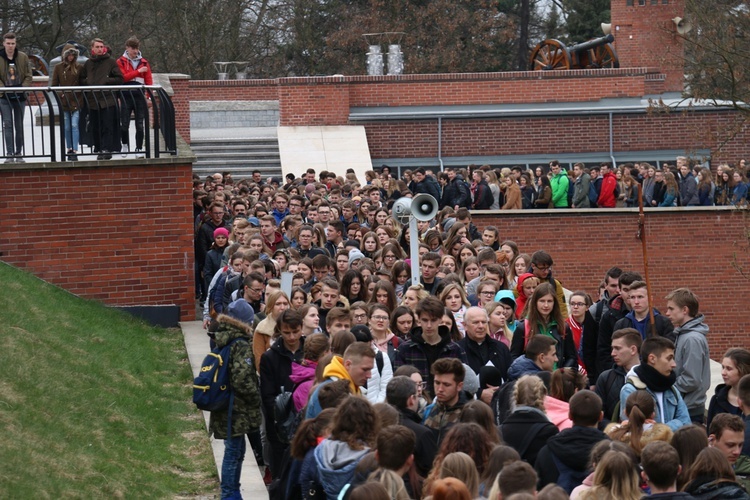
left=226, top=298, right=254, bottom=325
left=213, top=227, right=229, bottom=239
left=348, top=249, right=365, bottom=266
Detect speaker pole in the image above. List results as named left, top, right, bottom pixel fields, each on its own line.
left=409, top=216, right=421, bottom=286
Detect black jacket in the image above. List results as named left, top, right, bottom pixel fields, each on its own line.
left=706, top=384, right=743, bottom=431
left=441, top=175, right=470, bottom=209
left=458, top=335, right=511, bottom=385
left=473, top=180, right=493, bottom=209
left=596, top=294, right=628, bottom=374
left=577, top=311, right=601, bottom=385
left=501, top=407, right=558, bottom=466
left=535, top=426, right=609, bottom=491
left=259, top=337, right=305, bottom=441
left=414, top=176, right=441, bottom=201
left=398, top=407, right=437, bottom=476
left=595, top=365, right=628, bottom=426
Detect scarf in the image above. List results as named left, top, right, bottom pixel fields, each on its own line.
left=635, top=363, right=677, bottom=393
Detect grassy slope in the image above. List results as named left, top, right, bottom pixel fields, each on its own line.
left=0, top=263, right=218, bottom=498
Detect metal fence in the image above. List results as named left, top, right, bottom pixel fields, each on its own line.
left=0, top=85, right=176, bottom=163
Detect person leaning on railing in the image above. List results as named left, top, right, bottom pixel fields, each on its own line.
left=52, top=44, right=83, bottom=161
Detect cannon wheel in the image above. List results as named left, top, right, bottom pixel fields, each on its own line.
left=28, top=54, right=49, bottom=76
left=589, top=43, right=619, bottom=69
left=529, top=39, right=572, bottom=71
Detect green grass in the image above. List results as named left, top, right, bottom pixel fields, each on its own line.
left=0, top=262, right=218, bottom=498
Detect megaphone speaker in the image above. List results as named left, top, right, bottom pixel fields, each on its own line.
left=411, top=194, right=438, bottom=221
left=392, top=197, right=413, bottom=224
left=672, top=17, right=692, bottom=35
left=601, top=23, right=612, bottom=35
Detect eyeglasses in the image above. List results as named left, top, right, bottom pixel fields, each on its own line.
left=353, top=313, right=367, bottom=320
left=533, top=265, right=550, bottom=271
left=384, top=255, right=396, bottom=260
left=249, top=287, right=264, bottom=294
left=570, top=302, right=586, bottom=308
left=480, top=291, right=495, bottom=296
left=371, top=316, right=389, bottom=322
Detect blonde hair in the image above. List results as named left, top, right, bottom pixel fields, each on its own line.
left=440, top=452, right=479, bottom=498
left=513, top=375, right=547, bottom=411
left=366, top=469, right=409, bottom=500
left=580, top=450, right=641, bottom=500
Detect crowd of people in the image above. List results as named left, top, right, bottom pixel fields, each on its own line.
left=194, top=165, right=750, bottom=499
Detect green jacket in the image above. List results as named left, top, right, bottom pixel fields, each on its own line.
left=208, top=314, right=262, bottom=439
left=735, top=454, right=750, bottom=492
left=0, top=48, right=32, bottom=97
left=550, top=172, right=570, bottom=208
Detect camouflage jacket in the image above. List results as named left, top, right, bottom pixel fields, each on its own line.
left=209, top=314, right=262, bottom=439
left=422, top=391, right=468, bottom=436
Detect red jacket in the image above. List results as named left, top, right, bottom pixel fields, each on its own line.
left=116, top=53, right=153, bottom=86
left=598, top=172, right=618, bottom=208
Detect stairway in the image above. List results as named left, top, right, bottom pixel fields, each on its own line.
left=191, top=136, right=282, bottom=180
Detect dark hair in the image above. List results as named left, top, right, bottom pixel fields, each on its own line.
left=290, top=408, right=336, bottom=459
left=709, top=413, right=745, bottom=441
left=549, top=367, right=587, bottom=402
left=499, top=460, right=537, bottom=497
left=569, top=390, right=602, bottom=427
left=318, top=379, right=351, bottom=409
left=274, top=308, right=303, bottom=336
left=611, top=328, right=643, bottom=352
left=431, top=358, right=465, bottom=383
left=303, top=333, right=330, bottom=361
left=605, top=266, right=623, bottom=280
left=618, top=271, right=643, bottom=288
left=377, top=425, right=416, bottom=470
left=341, top=269, right=366, bottom=303
left=641, top=337, right=675, bottom=365
left=386, top=376, right=418, bottom=410
left=459, top=400, right=501, bottom=445
left=671, top=424, right=709, bottom=490
left=330, top=330, right=356, bottom=356
left=686, top=447, right=737, bottom=486
left=479, top=445, right=520, bottom=494
left=609, top=390, right=656, bottom=456
left=641, top=441, right=681, bottom=490
left=525, top=334, right=557, bottom=362
left=740, top=373, right=750, bottom=408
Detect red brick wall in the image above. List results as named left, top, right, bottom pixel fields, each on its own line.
left=471, top=207, right=750, bottom=359
left=0, top=161, right=195, bottom=321
left=612, top=0, right=685, bottom=92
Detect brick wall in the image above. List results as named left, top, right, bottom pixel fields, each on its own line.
left=471, top=207, right=750, bottom=358
left=611, top=0, right=685, bottom=92
left=0, top=161, right=195, bottom=321
left=362, top=110, right=750, bottom=163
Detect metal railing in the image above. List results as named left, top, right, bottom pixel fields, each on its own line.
left=0, top=85, right=176, bottom=163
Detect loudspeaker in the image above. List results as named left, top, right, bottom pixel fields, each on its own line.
left=601, top=23, right=612, bottom=35
left=392, top=197, right=413, bottom=224
left=672, top=17, right=692, bottom=35
left=411, top=194, right=438, bottom=221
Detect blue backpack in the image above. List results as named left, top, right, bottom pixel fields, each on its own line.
left=193, top=338, right=245, bottom=411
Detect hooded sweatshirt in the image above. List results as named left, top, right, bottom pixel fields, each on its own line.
left=534, top=425, right=609, bottom=491
left=314, top=439, right=370, bottom=500
left=673, top=314, right=710, bottom=415
left=514, top=273, right=535, bottom=319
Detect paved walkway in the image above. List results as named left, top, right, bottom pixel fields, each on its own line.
left=181, top=320, right=267, bottom=498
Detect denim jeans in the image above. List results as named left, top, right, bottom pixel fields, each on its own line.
left=221, top=434, right=245, bottom=499
left=63, top=110, right=80, bottom=152
left=0, top=96, right=25, bottom=155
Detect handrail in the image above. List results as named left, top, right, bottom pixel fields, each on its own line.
left=0, top=85, right=177, bottom=163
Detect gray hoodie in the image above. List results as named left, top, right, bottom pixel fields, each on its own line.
left=673, top=314, right=710, bottom=415
left=314, top=439, right=370, bottom=499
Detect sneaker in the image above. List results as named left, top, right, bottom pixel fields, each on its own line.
left=4, top=157, right=14, bottom=163
left=121, top=144, right=129, bottom=158
left=67, top=153, right=79, bottom=162
left=135, top=148, right=145, bottom=159
left=14, top=155, right=25, bottom=163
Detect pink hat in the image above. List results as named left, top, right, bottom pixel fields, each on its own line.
left=213, top=227, right=229, bottom=239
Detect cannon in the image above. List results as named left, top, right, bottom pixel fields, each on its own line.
left=530, top=34, right=619, bottom=71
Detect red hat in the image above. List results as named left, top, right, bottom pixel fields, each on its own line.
left=213, top=227, right=229, bottom=239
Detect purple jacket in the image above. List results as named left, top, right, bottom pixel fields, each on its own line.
left=289, top=361, right=317, bottom=412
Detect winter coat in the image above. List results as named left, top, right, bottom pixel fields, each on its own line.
left=575, top=310, right=600, bottom=385
left=253, top=315, right=276, bottom=369
left=507, top=355, right=543, bottom=381
left=79, top=51, right=123, bottom=108
left=208, top=314, right=262, bottom=438
left=458, top=335, right=511, bottom=385
left=502, top=181, right=522, bottom=210
left=672, top=314, right=710, bottom=416
left=472, top=179, right=494, bottom=209
left=706, top=384, right=742, bottom=431
left=620, top=367, right=691, bottom=432
left=365, top=343, right=392, bottom=404
left=0, top=47, right=32, bottom=98
left=116, top=51, right=153, bottom=86
left=598, top=172, right=618, bottom=208
left=314, top=439, right=370, bottom=500
left=535, top=185, right=553, bottom=208
left=414, top=176, right=441, bottom=201
left=613, top=310, right=675, bottom=341
left=501, top=406, right=559, bottom=466
left=680, top=173, right=700, bottom=206
left=573, top=173, right=591, bottom=208
left=289, top=361, right=317, bottom=412
left=596, top=294, right=629, bottom=374
left=595, top=365, right=629, bottom=425
left=203, top=247, right=225, bottom=294
left=441, top=175, right=470, bottom=209
left=604, top=420, right=673, bottom=455
left=51, top=45, right=83, bottom=111
left=422, top=391, right=468, bottom=442
left=535, top=426, right=609, bottom=491
left=684, top=476, right=750, bottom=499
left=393, top=325, right=467, bottom=398
left=259, top=336, right=304, bottom=441
left=550, top=171, right=570, bottom=207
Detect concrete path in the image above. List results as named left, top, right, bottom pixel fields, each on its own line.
left=181, top=320, right=267, bottom=499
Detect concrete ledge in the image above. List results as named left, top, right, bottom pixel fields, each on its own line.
left=191, top=100, right=279, bottom=112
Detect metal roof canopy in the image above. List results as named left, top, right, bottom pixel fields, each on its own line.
left=349, top=93, right=738, bottom=121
